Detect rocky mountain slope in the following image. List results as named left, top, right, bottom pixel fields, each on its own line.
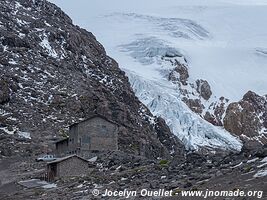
left=0, top=0, right=184, bottom=159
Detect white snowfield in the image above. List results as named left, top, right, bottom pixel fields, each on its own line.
left=49, top=0, right=267, bottom=151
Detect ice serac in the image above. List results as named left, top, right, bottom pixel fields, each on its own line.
left=127, top=71, right=242, bottom=152
left=0, top=0, right=184, bottom=159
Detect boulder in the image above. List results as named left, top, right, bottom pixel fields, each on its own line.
left=196, top=79, right=212, bottom=100
left=0, top=79, right=10, bottom=104
left=168, top=62, right=189, bottom=85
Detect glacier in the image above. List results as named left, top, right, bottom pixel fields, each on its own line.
left=127, top=71, right=242, bottom=151
left=48, top=0, right=267, bottom=151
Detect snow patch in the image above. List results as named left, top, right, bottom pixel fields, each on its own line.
left=254, top=169, right=267, bottom=178
left=41, top=182, right=57, bottom=189
left=257, top=157, right=267, bottom=168
left=19, top=179, right=57, bottom=189
left=0, top=127, right=17, bottom=135
left=39, top=34, right=58, bottom=58
left=18, top=131, right=31, bottom=139
left=247, top=158, right=259, bottom=163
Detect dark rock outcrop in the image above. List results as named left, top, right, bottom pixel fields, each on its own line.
left=0, top=0, right=184, bottom=159
left=182, top=98, right=203, bottom=114
left=196, top=79, right=212, bottom=100
left=204, top=97, right=229, bottom=126
left=0, top=79, right=10, bottom=104
left=224, top=91, right=267, bottom=148
left=168, top=62, right=189, bottom=85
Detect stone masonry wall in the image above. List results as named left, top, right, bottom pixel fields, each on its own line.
left=57, top=157, right=88, bottom=177
left=76, top=117, right=118, bottom=151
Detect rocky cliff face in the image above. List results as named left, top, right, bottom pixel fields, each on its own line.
left=224, top=91, right=267, bottom=149
left=0, top=0, right=184, bottom=159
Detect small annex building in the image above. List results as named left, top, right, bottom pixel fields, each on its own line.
left=55, top=114, right=119, bottom=157
left=46, top=155, right=89, bottom=181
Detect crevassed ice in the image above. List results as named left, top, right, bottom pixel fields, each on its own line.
left=126, top=71, right=242, bottom=151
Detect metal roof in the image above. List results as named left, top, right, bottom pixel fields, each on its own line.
left=70, top=114, right=120, bottom=128
left=47, top=154, right=89, bottom=164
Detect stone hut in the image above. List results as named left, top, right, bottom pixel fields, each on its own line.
left=56, top=114, right=119, bottom=157
left=46, top=155, right=89, bottom=181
